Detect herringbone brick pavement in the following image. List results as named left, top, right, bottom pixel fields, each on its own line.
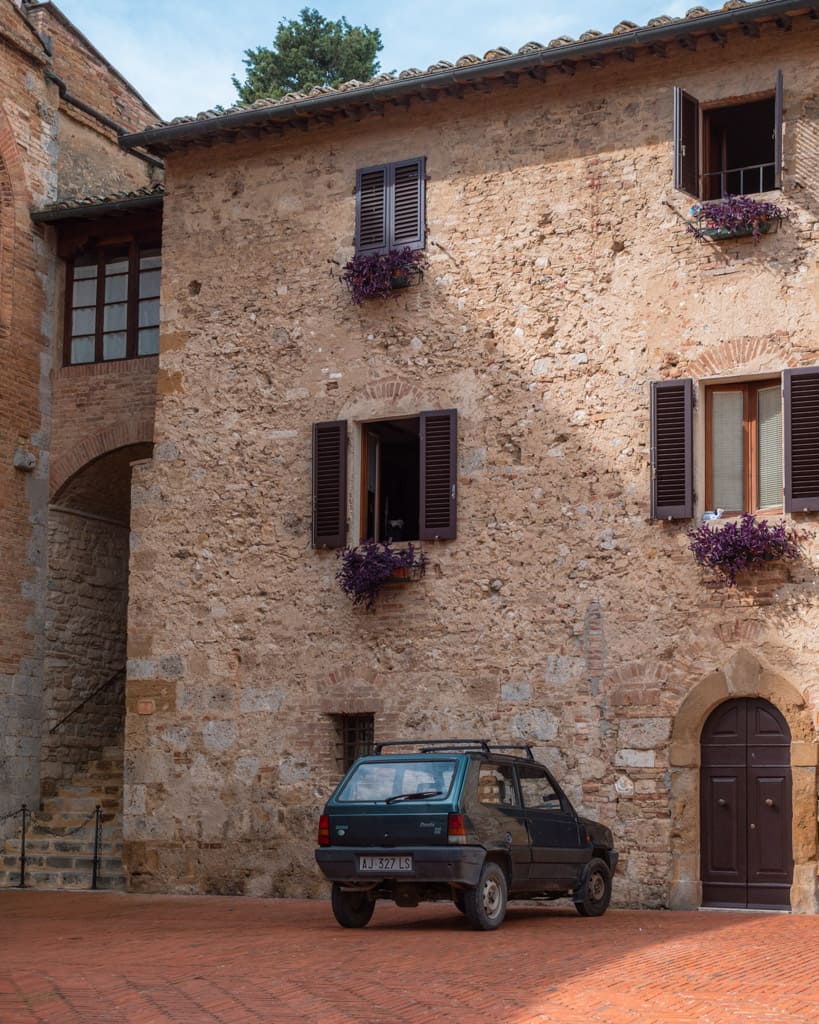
left=1, top=891, right=817, bottom=1023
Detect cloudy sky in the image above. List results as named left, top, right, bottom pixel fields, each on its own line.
left=53, top=0, right=694, bottom=120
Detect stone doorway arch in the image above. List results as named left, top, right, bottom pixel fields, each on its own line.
left=669, top=649, right=818, bottom=913
left=42, top=442, right=152, bottom=794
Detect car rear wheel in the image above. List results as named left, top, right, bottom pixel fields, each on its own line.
left=331, top=884, right=375, bottom=928
left=575, top=858, right=612, bottom=917
left=463, top=861, right=507, bottom=930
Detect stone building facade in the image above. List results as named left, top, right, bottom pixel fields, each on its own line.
left=118, top=1, right=819, bottom=911
left=3, top=0, right=819, bottom=913
left=0, top=0, right=159, bottom=821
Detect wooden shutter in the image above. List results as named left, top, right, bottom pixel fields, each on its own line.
left=774, top=70, right=784, bottom=189
left=390, top=158, right=425, bottom=250
left=784, top=368, right=819, bottom=512
left=419, top=409, right=457, bottom=540
left=673, top=87, right=699, bottom=197
left=356, top=166, right=388, bottom=254
left=651, top=379, right=693, bottom=519
left=355, top=158, right=425, bottom=254
left=312, top=420, right=347, bottom=548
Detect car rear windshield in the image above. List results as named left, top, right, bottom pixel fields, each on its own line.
left=336, top=759, right=457, bottom=803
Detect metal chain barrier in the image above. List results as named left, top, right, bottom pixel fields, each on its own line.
left=2, top=803, right=103, bottom=889
left=28, top=806, right=98, bottom=837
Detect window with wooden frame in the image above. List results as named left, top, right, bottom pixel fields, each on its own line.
left=706, top=380, right=782, bottom=515
left=333, top=713, right=374, bottom=772
left=312, top=410, right=457, bottom=548
left=65, top=241, right=160, bottom=365
left=674, top=72, right=783, bottom=199
left=355, top=157, right=425, bottom=255
left=650, top=369, right=819, bottom=519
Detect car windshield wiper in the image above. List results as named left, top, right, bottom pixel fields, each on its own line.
left=384, top=789, right=442, bottom=804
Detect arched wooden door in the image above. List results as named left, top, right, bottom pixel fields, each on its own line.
left=700, top=698, right=793, bottom=909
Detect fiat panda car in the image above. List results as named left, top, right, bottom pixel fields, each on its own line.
left=315, top=739, right=618, bottom=930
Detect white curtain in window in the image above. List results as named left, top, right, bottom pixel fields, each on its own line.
left=712, top=391, right=744, bottom=512
left=757, top=385, right=782, bottom=509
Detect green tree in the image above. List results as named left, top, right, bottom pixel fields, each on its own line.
left=232, top=8, right=383, bottom=103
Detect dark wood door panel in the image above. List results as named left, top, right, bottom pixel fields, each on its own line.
left=700, top=698, right=792, bottom=910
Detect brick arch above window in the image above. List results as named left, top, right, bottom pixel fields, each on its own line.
left=50, top=420, right=154, bottom=497
left=338, top=376, right=440, bottom=423
left=317, top=667, right=386, bottom=715
left=682, top=332, right=805, bottom=380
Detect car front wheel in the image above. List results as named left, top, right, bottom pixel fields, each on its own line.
left=331, top=883, right=375, bottom=928
left=575, top=858, right=612, bottom=917
left=463, top=861, right=507, bottom=930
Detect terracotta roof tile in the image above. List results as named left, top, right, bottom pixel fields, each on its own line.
left=33, top=182, right=164, bottom=216
left=139, top=0, right=775, bottom=134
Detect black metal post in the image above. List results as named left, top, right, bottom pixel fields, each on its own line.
left=18, top=804, right=27, bottom=888
left=91, top=805, right=102, bottom=890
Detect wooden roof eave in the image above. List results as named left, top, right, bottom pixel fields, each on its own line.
left=31, top=193, right=164, bottom=225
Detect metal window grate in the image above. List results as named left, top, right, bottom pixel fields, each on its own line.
left=336, top=714, right=374, bottom=771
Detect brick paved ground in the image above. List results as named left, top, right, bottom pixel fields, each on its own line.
left=1, top=891, right=818, bottom=1024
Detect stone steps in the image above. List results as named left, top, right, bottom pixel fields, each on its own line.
left=0, top=747, right=125, bottom=891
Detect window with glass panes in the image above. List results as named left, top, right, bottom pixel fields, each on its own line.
left=65, top=244, right=160, bottom=365
left=705, top=380, right=782, bottom=514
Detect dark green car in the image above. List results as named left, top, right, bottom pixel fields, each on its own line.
left=315, top=739, right=618, bottom=930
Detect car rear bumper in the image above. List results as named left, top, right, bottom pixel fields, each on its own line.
left=315, top=846, right=486, bottom=886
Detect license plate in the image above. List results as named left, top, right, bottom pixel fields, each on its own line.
left=358, top=855, right=412, bottom=872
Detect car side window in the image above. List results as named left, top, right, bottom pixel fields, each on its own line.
left=518, top=766, right=564, bottom=811
left=477, top=763, right=519, bottom=807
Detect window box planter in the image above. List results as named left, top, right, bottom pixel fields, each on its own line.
left=341, top=248, right=428, bottom=305
left=699, top=220, right=774, bottom=241
left=336, top=539, right=426, bottom=609
left=386, top=562, right=425, bottom=583
left=687, top=195, right=786, bottom=243
left=687, top=513, right=801, bottom=587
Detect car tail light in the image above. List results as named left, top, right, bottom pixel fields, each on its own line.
left=317, top=814, right=330, bottom=846
left=448, top=813, right=466, bottom=845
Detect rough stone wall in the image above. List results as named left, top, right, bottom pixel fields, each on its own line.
left=126, top=20, right=819, bottom=906
left=41, top=506, right=128, bottom=790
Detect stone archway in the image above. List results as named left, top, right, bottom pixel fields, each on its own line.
left=42, top=442, right=152, bottom=794
left=669, top=649, right=818, bottom=913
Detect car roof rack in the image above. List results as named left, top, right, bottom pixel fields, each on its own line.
left=372, top=739, right=535, bottom=760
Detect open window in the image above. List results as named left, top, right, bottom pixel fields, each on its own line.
left=674, top=72, right=783, bottom=199
left=312, top=409, right=457, bottom=547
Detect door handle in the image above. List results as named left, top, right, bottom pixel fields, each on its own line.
left=765, top=798, right=774, bottom=807
left=750, top=823, right=756, bottom=830
left=717, top=798, right=727, bottom=806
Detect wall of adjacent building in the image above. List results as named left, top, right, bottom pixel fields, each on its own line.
left=126, top=20, right=819, bottom=907
left=0, top=0, right=158, bottom=829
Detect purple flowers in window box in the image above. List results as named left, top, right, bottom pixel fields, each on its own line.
left=337, top=539, right=426, bottom=609
left=341, top=247, right=429, bottom=304
left=687, top=195, right=786, bottom=242
left=687, top=513, right=801, bottom=586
